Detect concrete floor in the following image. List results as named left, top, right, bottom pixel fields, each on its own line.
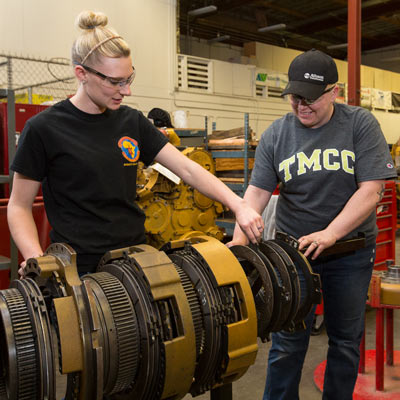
left=54, top=235, right=400, bottom=399
left=181, top=306, right=400, bottom=400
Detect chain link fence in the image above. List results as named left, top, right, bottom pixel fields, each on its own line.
left=0, top=54, right=77, bottom=104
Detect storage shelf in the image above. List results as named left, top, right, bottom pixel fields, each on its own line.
left=175, top=129, right=206, bottom=137
left=211, top=150, right=255, bottom=158
left=215, top=219, right=235, bottom=236
left=375, top=181, right=397, bottom=270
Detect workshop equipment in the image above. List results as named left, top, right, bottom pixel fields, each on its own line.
left=374, top=181, right=397, bottom=270
left=0, top=102, right=48, bottom=197
left=360, top=263, right=400, bottom=397
left=314, top=261, right=400, bottom=399
left=0, top=235, right=321, bottom=399
left=137, top=147, right=224, bottom=247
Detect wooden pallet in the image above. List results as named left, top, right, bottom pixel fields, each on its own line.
left=215, top=157, right=255, bottom=172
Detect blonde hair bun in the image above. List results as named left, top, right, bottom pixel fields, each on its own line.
left=71, top=10, right=130, bottom=65
left=76, top=10, right=108, bottom=30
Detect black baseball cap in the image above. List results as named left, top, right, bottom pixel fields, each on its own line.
left=282, top=49, right=338, bottom=100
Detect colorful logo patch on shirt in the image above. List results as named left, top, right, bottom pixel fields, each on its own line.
left=118, top=136, right=140, bottom=163
left=387, top=163, right=394, bottom=169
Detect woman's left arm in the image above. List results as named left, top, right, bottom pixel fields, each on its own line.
left=154, top=143, right=264, bottom=243
left=299, top=179, right=385, bottom=259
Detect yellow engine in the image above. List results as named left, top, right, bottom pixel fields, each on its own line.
left=137, top=145, right=225, bottom=248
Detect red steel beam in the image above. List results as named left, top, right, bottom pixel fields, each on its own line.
left=386, top=308, right=394, bottom=366
left=347, top=0, right=361, bottom=106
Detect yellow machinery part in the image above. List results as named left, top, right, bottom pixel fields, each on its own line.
left=172, top=209, right=193, bottom=230
left=137, top=146, right=224, bottom=248
left=25, top=243, right=105, bottom=399
left=182, top=147, right=216, bottom=174
left=380, top=282, right=400, bottom=306
left=53, top=296, right=83, bottom=373
left=188, top=236, right=258, bottom=383
left=143, top=198, right=172, bottom=234
left=369, top=267, right=400, bottom=306
left=136, top=163, right=160, bottom=200
left=159, top=128, right=181, bottom=147
left=125, top=245, right=197, bottom=399
left=0, top=235, right=322, bottom=400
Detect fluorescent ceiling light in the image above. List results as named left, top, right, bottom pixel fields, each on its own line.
left=257, top=23, right=286, bottom=33
left=188, top=5, right=217, bottom=17
left=208, top=35, right=231, bottom=43
left=326, top=43, right=348, bottom=50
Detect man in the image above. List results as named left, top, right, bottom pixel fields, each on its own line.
left=229, top=49, right=396, bottom=399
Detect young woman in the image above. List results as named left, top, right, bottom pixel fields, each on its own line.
left=7, top=10, right=264, bottom=275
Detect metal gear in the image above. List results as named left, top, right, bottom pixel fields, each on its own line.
left=0, top=288, right=37, bottom=400
left=82, top=271, right=140, bottom=395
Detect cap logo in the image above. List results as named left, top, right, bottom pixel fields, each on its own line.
left=303, top=72, right=324, bottom=82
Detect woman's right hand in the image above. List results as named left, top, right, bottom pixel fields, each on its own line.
left=18, top=253, right=43, bottom=279
left=18, top=261, right=27, bottom=279
left=226, top=223, right=250, bottom=247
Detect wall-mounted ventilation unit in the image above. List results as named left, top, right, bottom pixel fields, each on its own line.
left=177, top=55, right=213, bottom=93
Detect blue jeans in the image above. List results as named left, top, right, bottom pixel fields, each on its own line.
left=263, top=245, right=375, bottom=400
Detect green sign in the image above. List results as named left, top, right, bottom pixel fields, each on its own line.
left=256, top=73, right=267, bottom=82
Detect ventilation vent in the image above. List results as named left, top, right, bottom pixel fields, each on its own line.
left=267, top=86, right=284, bottom=99
left=255, top=85, right=267, bottom=98
left=178, top=55, right=212, bottom=93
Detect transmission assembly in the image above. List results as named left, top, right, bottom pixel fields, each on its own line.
left=0, top=234, right=321, bottom=400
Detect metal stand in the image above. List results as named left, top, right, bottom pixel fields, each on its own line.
left=211, top=113, right=253, bottom=197
left=213, top=113, right=255, bottom=236
left=210, top=383, right=233, bottom=400
left=364, top=273, right=400, bottom=392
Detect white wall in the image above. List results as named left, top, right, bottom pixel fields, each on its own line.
left=0, top=0, right=176, bottom=113
left=173, top=90, right=290, bottom=137
left=372, top=110, right=400, bottom=144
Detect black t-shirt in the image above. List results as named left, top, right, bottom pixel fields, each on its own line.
left=11, top=99, right=168, bottom=268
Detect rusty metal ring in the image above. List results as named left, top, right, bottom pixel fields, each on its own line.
left=258, top=241, right=293, bottom=331
left=263, top=240, right=301, bottom=332
left=273, top=239, right=322, bottom=329
left=229, top=245, right=274, bottom=340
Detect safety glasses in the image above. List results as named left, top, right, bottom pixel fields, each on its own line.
left=78, top=63, right=135, bottom=88
left=290, top=85, right=336, bottom=105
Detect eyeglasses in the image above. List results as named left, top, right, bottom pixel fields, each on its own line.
left=290, top=85, right=336, bottom=105
left=78, top=63, right=135, bottom=88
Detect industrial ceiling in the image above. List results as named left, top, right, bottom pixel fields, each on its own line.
left=179, top=0, right=400, bottom=72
